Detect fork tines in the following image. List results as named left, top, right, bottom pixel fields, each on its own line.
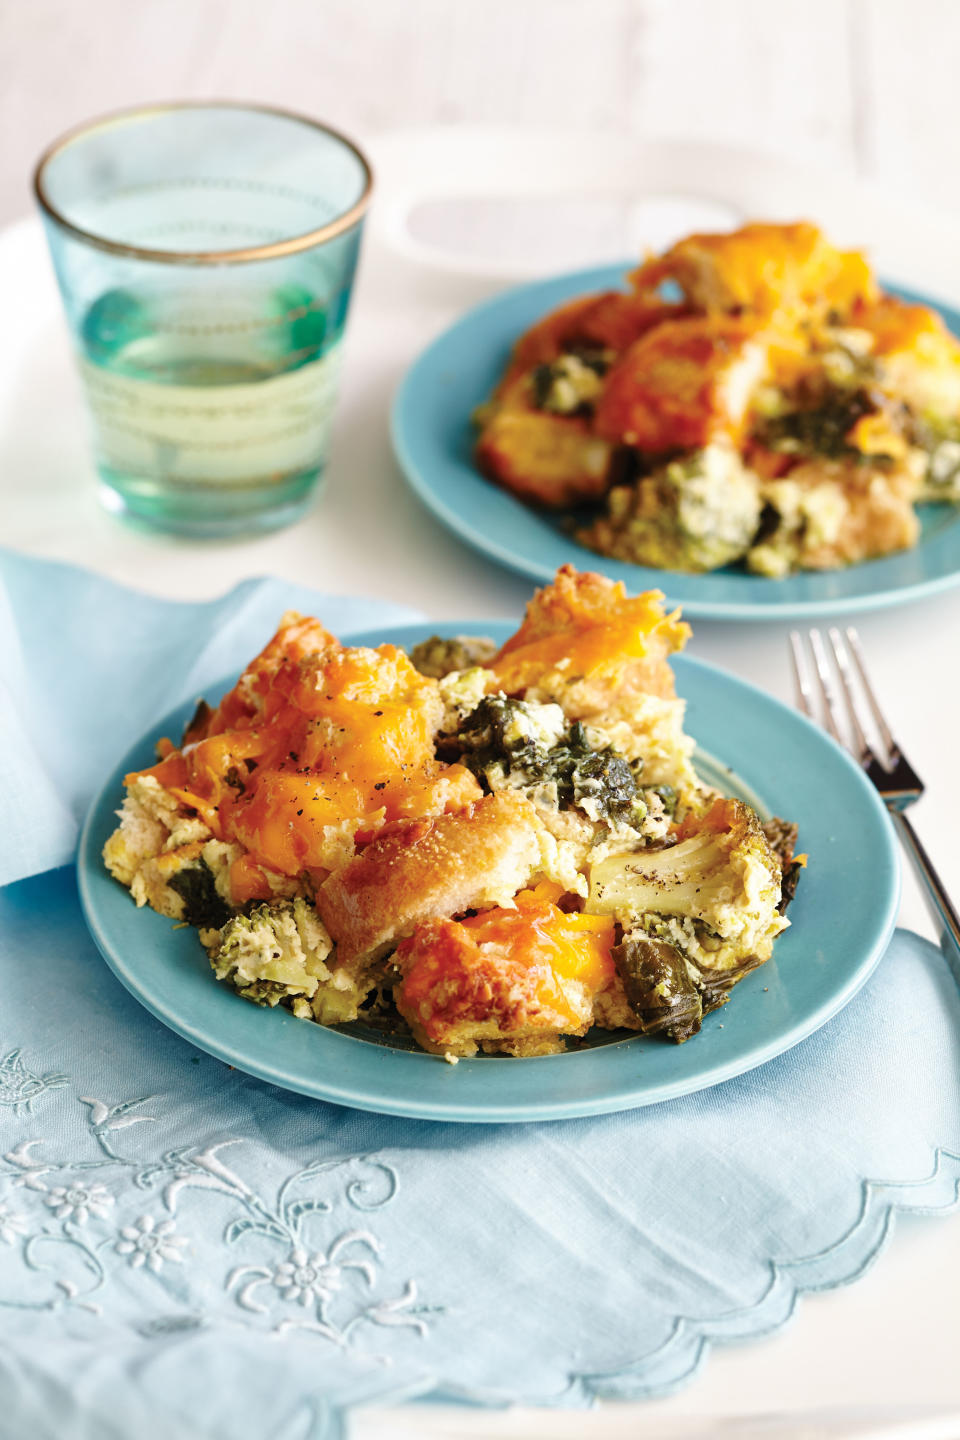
left=792, top=633, right=955, bottom=952
left=789, top=626, right=913, bottom=785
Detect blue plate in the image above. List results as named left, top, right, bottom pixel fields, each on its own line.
left=392, top=264, right=960, bottom=620
left=77, top=620, right=899, bottom=1123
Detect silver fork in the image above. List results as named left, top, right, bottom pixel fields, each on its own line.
left=790, top=626, right=960, bottom=970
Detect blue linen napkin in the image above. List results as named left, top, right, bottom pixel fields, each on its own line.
left=0, top=549, right=424, bottom=888
left=1, top=549, right=959, bottom=1440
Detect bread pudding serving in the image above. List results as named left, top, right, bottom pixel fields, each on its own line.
left=104, top=567, right=802, bottom=1058
left=475, top=222, right=960, bottom=576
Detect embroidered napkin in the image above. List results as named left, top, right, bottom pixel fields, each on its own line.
left=1, top=549, right=958, bottom=1440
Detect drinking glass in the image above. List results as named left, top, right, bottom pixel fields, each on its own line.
left=34, top=102, right=373, bottom=537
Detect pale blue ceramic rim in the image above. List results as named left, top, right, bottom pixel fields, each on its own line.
left=77, top=620, right=900, bottom=1123
left=391, top=265, right=960, bottom=620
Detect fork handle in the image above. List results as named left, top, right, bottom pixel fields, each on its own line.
left=891, top=810, right=960, bottom=978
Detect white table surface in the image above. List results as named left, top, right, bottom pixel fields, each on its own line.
left=2, top=133, right=960, bottom=1435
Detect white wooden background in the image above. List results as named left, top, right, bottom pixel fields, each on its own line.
left=3, top=3, right=960, bottom=1436
left=3, top=0, right=960, bottom=229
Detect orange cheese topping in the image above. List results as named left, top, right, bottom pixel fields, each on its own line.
left=853, top=294, right=960, bottom=359
left=462, top=885, right=616, bottom=992
left=395, top=886, right=617, bottom=1044
left=846, top=412, right=908, bottom=460
left=128, top=616, right=482, bottom=880
left=122, top=573, right=691, bottom=912
left=490, top=616, right=673, bottom=695
left=190, top=613, right=341, bottom=741
left=593, top=314, right=770, bottom=453
left=630, top=221, right=877, bottom=319
left=489, top=565, right=689, bottom=696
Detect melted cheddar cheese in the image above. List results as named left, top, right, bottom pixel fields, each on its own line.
left=394, top=884, right=617, bottom=1053
left=630, top=220, right=877, bottom=318
left=594, top=315, right=771, bottom=453
left=130, top=624, right=481, bottom=892
left=489, top=564, right=689, bottom=698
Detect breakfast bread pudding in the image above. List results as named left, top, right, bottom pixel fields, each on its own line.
left=104, top=567, right=803, bottom=1057
left=474, top=221, right=960, bottom=576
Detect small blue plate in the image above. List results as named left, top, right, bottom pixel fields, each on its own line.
left=392, top=264, right=960, bottom=620
left=78, top=621, right=899, bottom=1123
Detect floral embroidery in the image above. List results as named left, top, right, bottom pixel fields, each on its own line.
left=0, top=1049, right=442, bottom=1356
left=5, top=1141, right=52, bottom=1190
left=0, top=1050, right=68, bottom=1113
left=0, top=1203, right=28, bottom=1245
left=115, top=1216, right=187, bottom=1271
left=272, top=1243, right=357, bottom=1305
left=44, top=1182, right=114, bottom=1225
left=273, top=1250, right=329, bottom=1305
left=230, top=1230, right=382, bottom=1326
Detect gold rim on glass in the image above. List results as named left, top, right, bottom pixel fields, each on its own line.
left=33, top=99, right=374, bottom=266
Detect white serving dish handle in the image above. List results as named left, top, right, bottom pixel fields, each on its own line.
left=364, top=127, right=960, bottom=306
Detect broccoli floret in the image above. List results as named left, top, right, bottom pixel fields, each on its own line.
left=578, top=445, right=762, bottom=572
left=456, top=696, right=649, bottom=828
left=587, top=797, right=788, bottom=972
left=206, top=899, right=361, bottom=1025
left=167, top=860, right=233, bottom=930
left=755, top=385, right=893, bottom=463
left=226, top=979, right=314, bottom=1019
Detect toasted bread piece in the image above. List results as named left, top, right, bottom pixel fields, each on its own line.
left=475, top=407, right=613, bottom=508
left=499, top=290, right=682, bottom=391
left=631, top=221, right=876, bottom=319
left=489, top=564, right=688, bottom=705
left=189, top=612, right=341, bottom=740
left=317, top=792, right=546, bottom=974
left=486, top=567, right=696, bottom=792
left=591, top=975, right=644, bottom=1031
left=475, top=290, right=681, bottom=508
left=593, top=315, right=770, bottom=453
left=393, top=889, right=618, bottom=1056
